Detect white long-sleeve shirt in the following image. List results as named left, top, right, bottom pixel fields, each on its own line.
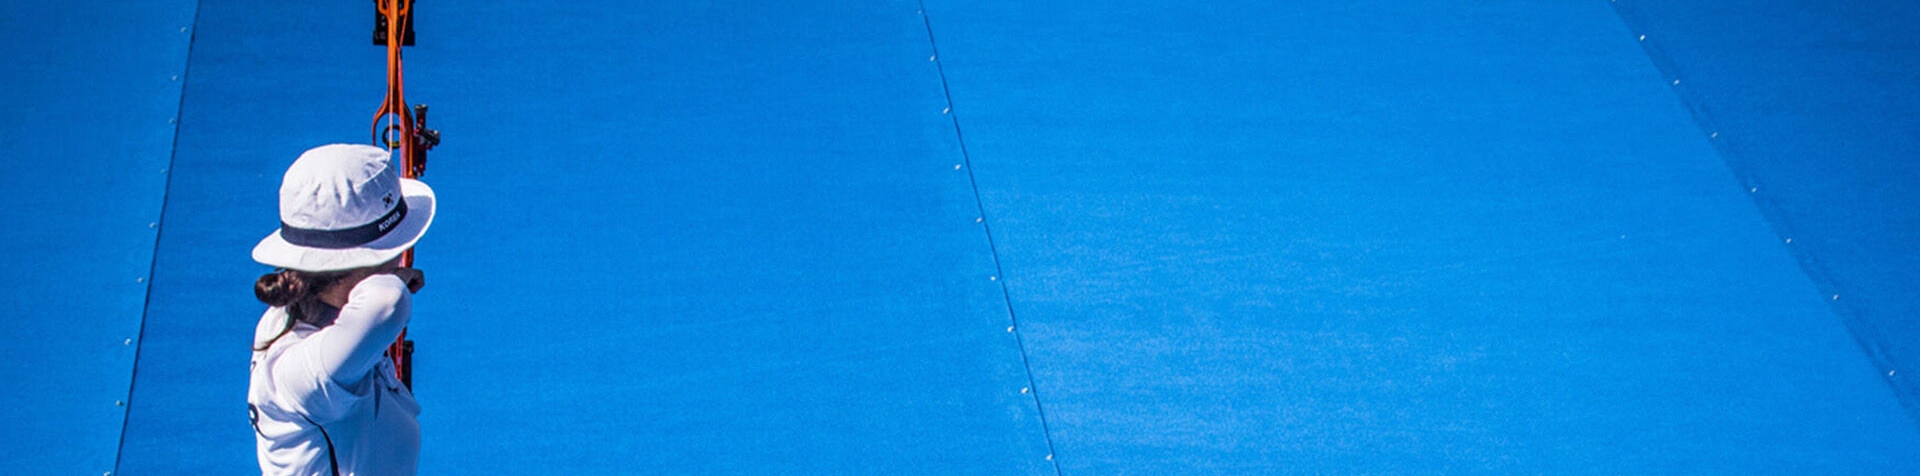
left=249, top=274, right=420, bottom=476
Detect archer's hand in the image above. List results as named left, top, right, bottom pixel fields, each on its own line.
left=389, top=268, right=426, bottom=294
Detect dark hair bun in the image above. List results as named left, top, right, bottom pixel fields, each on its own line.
left=254, top=270, right=306, bottom=307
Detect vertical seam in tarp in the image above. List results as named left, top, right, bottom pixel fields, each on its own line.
left=914, top=3, right=1067, bottom=474
left=114, top=0, right=206, bottom=473
left=1605, top=0, right=1919, bottom=428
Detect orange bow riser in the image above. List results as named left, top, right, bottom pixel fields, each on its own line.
left=372, top=0, right=438, bottom=389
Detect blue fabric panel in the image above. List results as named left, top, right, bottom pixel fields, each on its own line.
left=119, top=0, right=1052, bottom=474
left=409, top=2, right=1053, bottom=470
left=1612, top=0, right=1920, bottom=420
left=924, top=0, right=1920, bottom=472
left=0, top=1, right=195, bottom=474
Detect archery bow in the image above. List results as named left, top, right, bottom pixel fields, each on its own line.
left=373, top=0, right=440, bottom=389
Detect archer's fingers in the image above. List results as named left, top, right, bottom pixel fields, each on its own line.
left=392, top=268, right=426, bottom=293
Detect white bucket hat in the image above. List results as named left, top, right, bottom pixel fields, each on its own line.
left=252, top=144, right=435, bottom=272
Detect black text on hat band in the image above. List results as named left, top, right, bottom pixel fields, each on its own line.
left=280, top=199, right=409, bottom=249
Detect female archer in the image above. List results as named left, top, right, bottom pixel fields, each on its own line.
left=247, top=144, right=434, bottom=475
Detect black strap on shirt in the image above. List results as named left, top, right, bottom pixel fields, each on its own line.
left=298, top=413, right=342, bottom=476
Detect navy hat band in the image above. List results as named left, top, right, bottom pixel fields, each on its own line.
left=280, top=199, right=409, bottom=249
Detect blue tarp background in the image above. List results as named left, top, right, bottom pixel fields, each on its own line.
left=0, top=0, right=1914, bottom=474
